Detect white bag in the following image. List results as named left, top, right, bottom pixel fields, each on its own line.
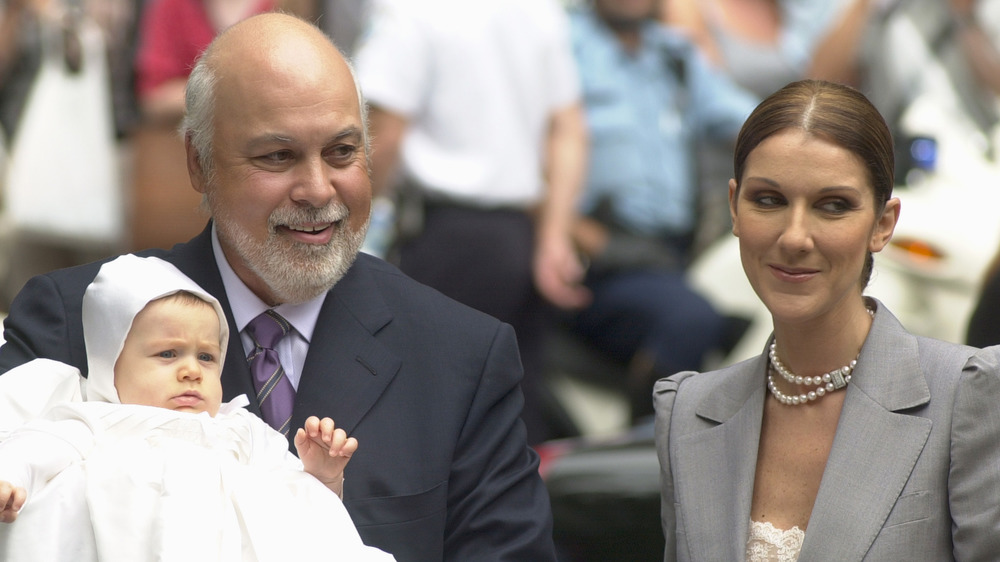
left=3, top=17, right=123, bottom=246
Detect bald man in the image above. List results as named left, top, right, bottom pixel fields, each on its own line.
left=0, top=13, right=557, bottom=562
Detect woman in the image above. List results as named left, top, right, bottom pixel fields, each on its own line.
left=654, top=79, right=1000, bottom=560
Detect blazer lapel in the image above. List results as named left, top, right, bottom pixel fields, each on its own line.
left=673, top=354, right=768, bottom=561
left=799, top=305, right=932, bottom=561
left=293, top=256, right=400, bottom=435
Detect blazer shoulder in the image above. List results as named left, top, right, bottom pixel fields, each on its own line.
left=657, top=355, right=761, bottom=396
left=912, top=334, right=979, bottom=387
left=915, top=334, right=977, bottom=364
left=968, top=344, right=1000, bottom=371
left=959, top=344, right=1000, bottom=393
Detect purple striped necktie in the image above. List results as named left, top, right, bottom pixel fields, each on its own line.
left=245, top=309, right=295, bottom=435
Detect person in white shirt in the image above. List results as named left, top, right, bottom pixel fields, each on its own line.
left=354, top=0, right=590, bottom=444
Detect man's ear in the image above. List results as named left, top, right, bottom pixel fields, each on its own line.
left=185, top=134, right=207, bottom=195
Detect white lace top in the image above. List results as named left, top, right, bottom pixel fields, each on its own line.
left=746, top=520, right=804, bottom=562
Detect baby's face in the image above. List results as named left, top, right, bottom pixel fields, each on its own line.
left=114, top=296, right=224, bottom=415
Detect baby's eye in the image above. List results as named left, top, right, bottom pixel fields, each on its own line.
left=198, top=352, right=216, bottom=363
left=158, top=350, right=177, bottom=359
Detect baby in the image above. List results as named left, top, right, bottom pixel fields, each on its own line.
left=0, top=255, right=394, bottom=561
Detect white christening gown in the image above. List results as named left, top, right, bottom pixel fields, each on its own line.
left=0, top=398, right=395, bottom=562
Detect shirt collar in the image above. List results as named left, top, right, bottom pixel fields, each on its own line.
left=210, top=224, right=325, bottom=343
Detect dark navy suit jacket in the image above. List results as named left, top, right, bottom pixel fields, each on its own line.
left=0, top=224, right=557, bottom=562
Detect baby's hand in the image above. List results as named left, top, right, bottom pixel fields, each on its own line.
left=0, top=480, right=26, bottom=523
left=294, top=416, right=358, bottom=497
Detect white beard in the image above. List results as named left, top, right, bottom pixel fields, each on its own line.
left=210, top=195, right=370, bottom=304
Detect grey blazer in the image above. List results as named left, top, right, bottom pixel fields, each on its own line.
left=654, top=302, right=1000, bottom=561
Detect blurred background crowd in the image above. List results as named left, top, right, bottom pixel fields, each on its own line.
left=4, top=0, right=1000, bottom=437
left=4, top=0, right=1000, bottom=439
left=3, top=2, right=1000, bottom=557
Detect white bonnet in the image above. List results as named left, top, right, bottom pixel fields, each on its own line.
left=82, top=255, right=229, bottom=403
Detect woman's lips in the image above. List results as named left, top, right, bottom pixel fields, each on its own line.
left=769, top=264, right=818, bottom=283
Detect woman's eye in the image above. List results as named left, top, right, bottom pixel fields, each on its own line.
left=753, top=194, right=783, bottom=207
left=818, top=199, right=852, bottom=214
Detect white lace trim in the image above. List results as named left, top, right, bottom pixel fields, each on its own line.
left=746, top=520, right=804, bottom=562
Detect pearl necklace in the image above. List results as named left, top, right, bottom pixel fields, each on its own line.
left=767, top=307, right=873, bottom=406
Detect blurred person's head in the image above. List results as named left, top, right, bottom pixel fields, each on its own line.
left=728, top=79, right=899, bottom=323
left=593, top=0, right=659, bottom=31
left=181, top=13, right=371, bottom=306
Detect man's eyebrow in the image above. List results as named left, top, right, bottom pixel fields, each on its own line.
left=245, top=127, right=362, bottom=150
left=331, top=126, right=363, bottom=142
left=246, top=134, right=294, bottom=149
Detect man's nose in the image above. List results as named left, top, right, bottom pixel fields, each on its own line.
left=290, top=156, right=336, bottom=208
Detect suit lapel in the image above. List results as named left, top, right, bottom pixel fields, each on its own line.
left=673, top=354, right=768, bottom=561
left=293, top=255, right=400, bottom=435
left=799, top=305, right=932, bottom=560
